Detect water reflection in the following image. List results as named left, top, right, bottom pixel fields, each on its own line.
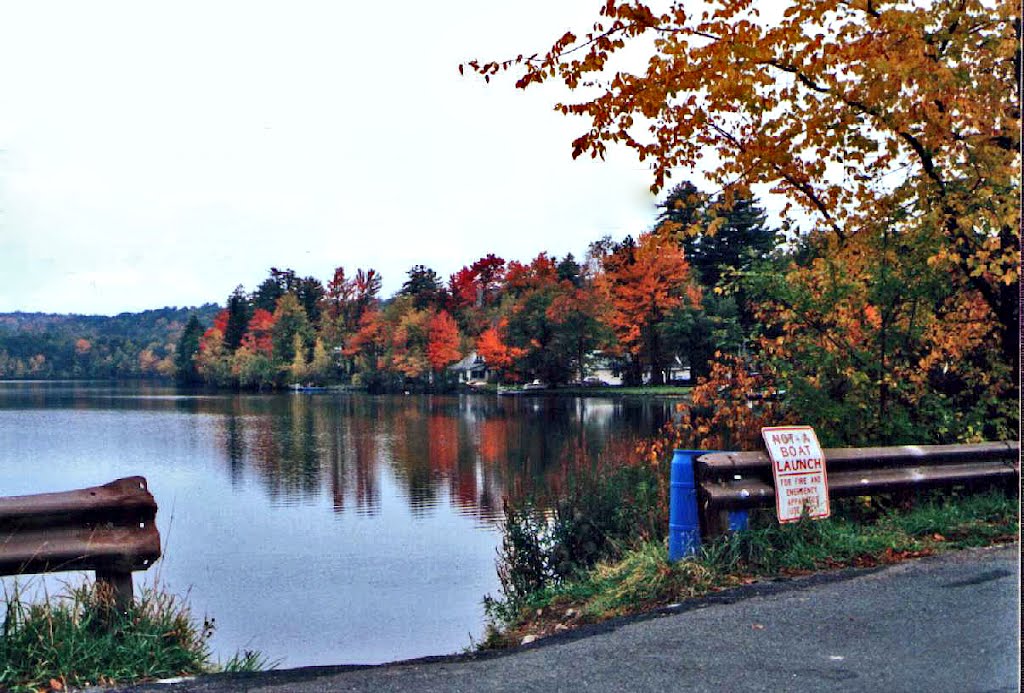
left=0, top=382, right=674, bottom=523
left=0, top=380, right=678, bottom=667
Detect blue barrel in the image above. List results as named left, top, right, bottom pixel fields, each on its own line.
left=668, top=449, right=750, bottom=561
left=668, top=449, right=702, bottom=561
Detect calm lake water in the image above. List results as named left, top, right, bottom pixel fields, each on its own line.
left=0, top=381, right=675, bottom=667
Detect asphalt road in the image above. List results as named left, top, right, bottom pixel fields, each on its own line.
left=125, top=544, right=1020, bottom=693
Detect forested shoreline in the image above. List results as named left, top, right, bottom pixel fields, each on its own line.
left=173, top=184, right=774, bottom=395
left=3, top=174, right=1017, bottom=446
left=0, top=305, right=221, bottom=380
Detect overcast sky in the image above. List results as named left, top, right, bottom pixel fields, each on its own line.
left=0, top=0, right=724, bottom=315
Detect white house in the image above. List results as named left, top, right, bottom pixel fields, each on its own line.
left=449, top=351, right=488, bottom=384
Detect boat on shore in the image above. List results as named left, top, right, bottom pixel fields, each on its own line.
left=497, top=380, right=548, bottom=396
left=290, top=384, right=329, bottom=393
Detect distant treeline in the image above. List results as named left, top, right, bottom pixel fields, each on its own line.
left=0, top=305, right=221, bottom=380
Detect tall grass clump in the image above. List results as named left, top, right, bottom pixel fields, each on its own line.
left=484, top=458, right=665, bottom=624
left=0, top=579, right=267, bottom=692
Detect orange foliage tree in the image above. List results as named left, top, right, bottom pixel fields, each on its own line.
left=344, top=310, right=392, bottom=389
left=391, top=306, right=431, bottom=380
left=426, top=310, right=463, bottom=373
left=476, top=319, right=526, bottom=381
left=469, top=0, right=1020, bottom=442
left=240, top=308, right=276, bottom=356
left=597, top=231, right=694, bottom=385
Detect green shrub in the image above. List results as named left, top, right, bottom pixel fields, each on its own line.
left=486, top=462, right=664, bottom=623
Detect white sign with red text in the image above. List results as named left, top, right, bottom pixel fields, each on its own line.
left=761, top=426, right=830, bottom=523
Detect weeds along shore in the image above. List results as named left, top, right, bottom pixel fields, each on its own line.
left=480, top=484, right=1018, bottom=649
left=0, top=579, right=270, bottom=692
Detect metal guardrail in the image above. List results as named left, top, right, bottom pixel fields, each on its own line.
left=0, top=477, right=161, bottom=610
left=669, top=441, right=1020, bottom=560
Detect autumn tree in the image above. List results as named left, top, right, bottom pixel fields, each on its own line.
left=476, top=319, right=525, bottom=382
left=500, top=254, right=581, bottom=384
left=194, top=326, right=232, bottom=387
left=321, top=267, right=357, bottom=352
left=448, top=254, right=507, bottom=335
left=426, top=310, right=463, bottom=381
left=390, top=301, right=432, bottom=382
left=507, top=287, right=568, bottom=384
left=240, top=308, right=276, bottom=356
left=448, top=266, right=479, bottom=312
left=290, top=332, right=309, bottom=383
left=272, top=293, right=314, bottom=375
left=320, top=266, right=383, bottom=382
left=307, top=338, right=332, bottom=385
left=547, top=282, right=613, bottom=383
left=344, top=309, right=392, bottom=391
left=232, top=345, right=275, bottom=390
left=470, top=0, right=1020, bottom=439
left=471, top=254, right=507, bottom=305
left=598, top=232, right=695, bottom=385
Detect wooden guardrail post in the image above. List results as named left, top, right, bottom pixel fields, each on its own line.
left=0, top=477, right=161, bottom=618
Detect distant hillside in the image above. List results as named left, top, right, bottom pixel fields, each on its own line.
left=0, top=304, right=221, bottom=379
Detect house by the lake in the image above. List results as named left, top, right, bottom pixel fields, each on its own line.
left=449, top=351, right=489, bottom=384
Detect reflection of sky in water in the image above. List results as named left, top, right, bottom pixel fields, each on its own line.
left=0, top=382, right=672, bottom=667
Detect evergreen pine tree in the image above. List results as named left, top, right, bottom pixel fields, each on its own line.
left=174, top=314, right=204, bottom=385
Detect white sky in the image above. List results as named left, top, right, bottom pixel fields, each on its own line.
left=0, top=0, right=720, bottom=315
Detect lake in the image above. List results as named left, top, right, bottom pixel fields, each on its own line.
left=0, top=381, right=675, bottom=668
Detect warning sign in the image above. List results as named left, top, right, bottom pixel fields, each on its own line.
left=761, top=426, right=830, bottom=523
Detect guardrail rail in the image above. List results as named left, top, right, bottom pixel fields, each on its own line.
left=669, top=441, right=1020, bottom=559
left=0, top=476, right=161, bottom=611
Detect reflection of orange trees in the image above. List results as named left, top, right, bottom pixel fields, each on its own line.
left=200, top=393, right=674, bottom=522
left=323, top=407, right=347, bottom=513
left=388, top=396, right=427, bottom=463
left=541, top=434, right=640, bottom=501
left=386, top=397, right=510, bottom=519
left=207, top=395, right=386, bottom=514
left=321, top=405, right=383, bottom=516
left=478, top=418, right=508, bottom=466
left=428, top=413, right=458, bottom=475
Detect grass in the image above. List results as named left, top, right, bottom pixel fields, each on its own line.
left=0, top=579, right=271, bottom=692
left=480, top=490, right=1018, bottom=648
